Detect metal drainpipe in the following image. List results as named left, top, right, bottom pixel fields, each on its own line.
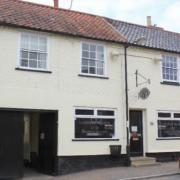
left=124, top=44, right=131, bottom=166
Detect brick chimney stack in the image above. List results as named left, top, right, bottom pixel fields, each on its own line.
left=147, top=16, right=152, bottom=26
left=54, top=0, right=59, bottom=8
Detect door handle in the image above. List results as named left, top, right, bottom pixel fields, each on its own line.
left=40, top=133, right=45, bottom=140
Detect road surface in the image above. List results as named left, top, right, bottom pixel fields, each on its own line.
left=150, top=174, right=180, bottom=180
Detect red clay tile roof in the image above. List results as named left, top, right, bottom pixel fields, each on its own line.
left=0, top=0, right=127, bottom=43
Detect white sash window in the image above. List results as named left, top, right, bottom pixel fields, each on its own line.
left=20, top=33, right=48, bottom=70
left=81, top=42, right=105, bottom=76
left=162, top=55, right=178, bottom=82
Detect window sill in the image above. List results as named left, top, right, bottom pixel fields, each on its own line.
left=15, top=67, right=52, bottom=73
left=78, top=74, right=109, bottom=79
left=161, top=81, right=180, bottom=86
left=72, top=138, right=119, bottom=141
left=156, top=138, right=180, bottom=140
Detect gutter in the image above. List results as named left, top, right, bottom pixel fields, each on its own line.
left=124, top=44, right=131, bottom=166
left=1, top=22, right=180, bottom=54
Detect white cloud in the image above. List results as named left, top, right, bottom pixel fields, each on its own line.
left=158, top=1, right=180, bottom=32
left=24, top=0, right=180, bottom=32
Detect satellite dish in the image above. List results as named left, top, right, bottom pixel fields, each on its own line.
left=138, top=87, right=150, bottom=100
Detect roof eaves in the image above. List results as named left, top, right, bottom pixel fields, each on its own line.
left=103, top=17, right=127, bottom=42
left=0, top=21, right=128, bottom=45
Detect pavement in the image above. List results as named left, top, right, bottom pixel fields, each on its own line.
left=22, top=161, right=179, bottom=180
left=150, top=175, right=180, bottom=180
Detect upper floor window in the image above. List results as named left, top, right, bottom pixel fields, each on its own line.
left=162, top=55, right=178, bottom=82
left=81, top=42, right=105, bottom=76
left=20, top=33, right=47, bottom=70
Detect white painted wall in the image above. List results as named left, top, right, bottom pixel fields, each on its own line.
left=0, top=27, right=127, bottom=156
left=1, top=26, right=179, bottom=156
left=127, top=47, right=180, bottom=153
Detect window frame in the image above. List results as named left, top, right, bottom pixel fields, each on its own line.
left=73, top=107, right=117, bottom=140
left=18, top=32, right=49, bottom=71
left=161, top=54, right=179, bottom=83
left=80, top=41, right=107, bottom=77
left=157, top=111, right=180, bottom=139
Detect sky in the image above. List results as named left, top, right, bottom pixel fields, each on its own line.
left=24, top=0, right=180, bottom=33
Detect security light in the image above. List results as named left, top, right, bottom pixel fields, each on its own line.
left=133, top=37, right=146, bottom=46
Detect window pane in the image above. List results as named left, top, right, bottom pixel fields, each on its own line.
left=39, top=44, right=47, bottom=52
left=21, top=34, right=29, bottom=49
left=97, top=68, right=104, bottom=75
left=97, top=45, right=104, bottom=53
left=38, top=53, right=46, bottom=61
left=38, top=61, right=46, bottom=69
left=90, top=44, right=96, bottom=51
left=170, top=61, right=173, bottom=68
left=158, top=120, right=180, bottom=137
left=173, top=70, right=177, bottom=80
left=163, top=74, right=166, bottom=79
left=82, top=59, right=88, bottom=66
left=97, top=53, right=104, bottom=60
left=97, top=110, right=114, bottom=116
left=29, top=60, right=37, bottom=68
left=21, top=51, right=28, bottom=59
left=90, top=52, right=96, bottom=59
left=82, top=66, right=88, bottom=73
left=162, top=67, right=165, bottom=74
left=89, top=60, right=95, bottom=66
left=82, top=51, right=89, bottom=58
left=174, top=113, right=180, bottom=118
left=158, top=113, right=171, bottom=118
left=29, top=52, right=38, bottom=60
left=75, top=118, right=115, bottom=138
left=82, top=43, right=89, bottom=51
left=75, top=109, right=94, bottom=115
left=97, top=61, right=104, bottom=68
left=89, top=67, right=95, bottom=74
left=21, top=59, right=28, bottom=67
left=30, top=35, right=38, bottom=51
left=39, top=37, right=47, bottom=52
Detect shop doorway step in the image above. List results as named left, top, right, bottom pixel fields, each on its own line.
left=131, top=156, right=160, bottom=167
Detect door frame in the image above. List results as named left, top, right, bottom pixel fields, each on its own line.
left=0, top=108, right=58, bottom=176
left=129, top=109, right=146, bottom=157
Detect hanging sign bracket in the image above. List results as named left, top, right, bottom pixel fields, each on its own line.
left=135, top=70, right=151, bottom=87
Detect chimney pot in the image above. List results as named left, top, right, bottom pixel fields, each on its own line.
left=147, top=16, right=152, bottom=26
left=54, top=0, right=59, bottom=8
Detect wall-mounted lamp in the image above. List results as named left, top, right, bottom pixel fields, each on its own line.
left=153, top=57, right=162, bottom=63
left=133, top=36, right=146, bottom=46
left=110, top=51, right=121, bottom=60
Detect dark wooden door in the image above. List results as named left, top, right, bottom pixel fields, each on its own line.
left=39, top=112, right=57, bottom=175
left=0, top=111, right=23, bottom=179
left=130, top=110, right=143, bottom=156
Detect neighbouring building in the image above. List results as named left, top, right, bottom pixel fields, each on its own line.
left=0, top=0, right=180, bottom=178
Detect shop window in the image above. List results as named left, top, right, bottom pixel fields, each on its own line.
left=75, top=108, right=115, bottom=138
left=158, top=111, right=180, bottom=138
